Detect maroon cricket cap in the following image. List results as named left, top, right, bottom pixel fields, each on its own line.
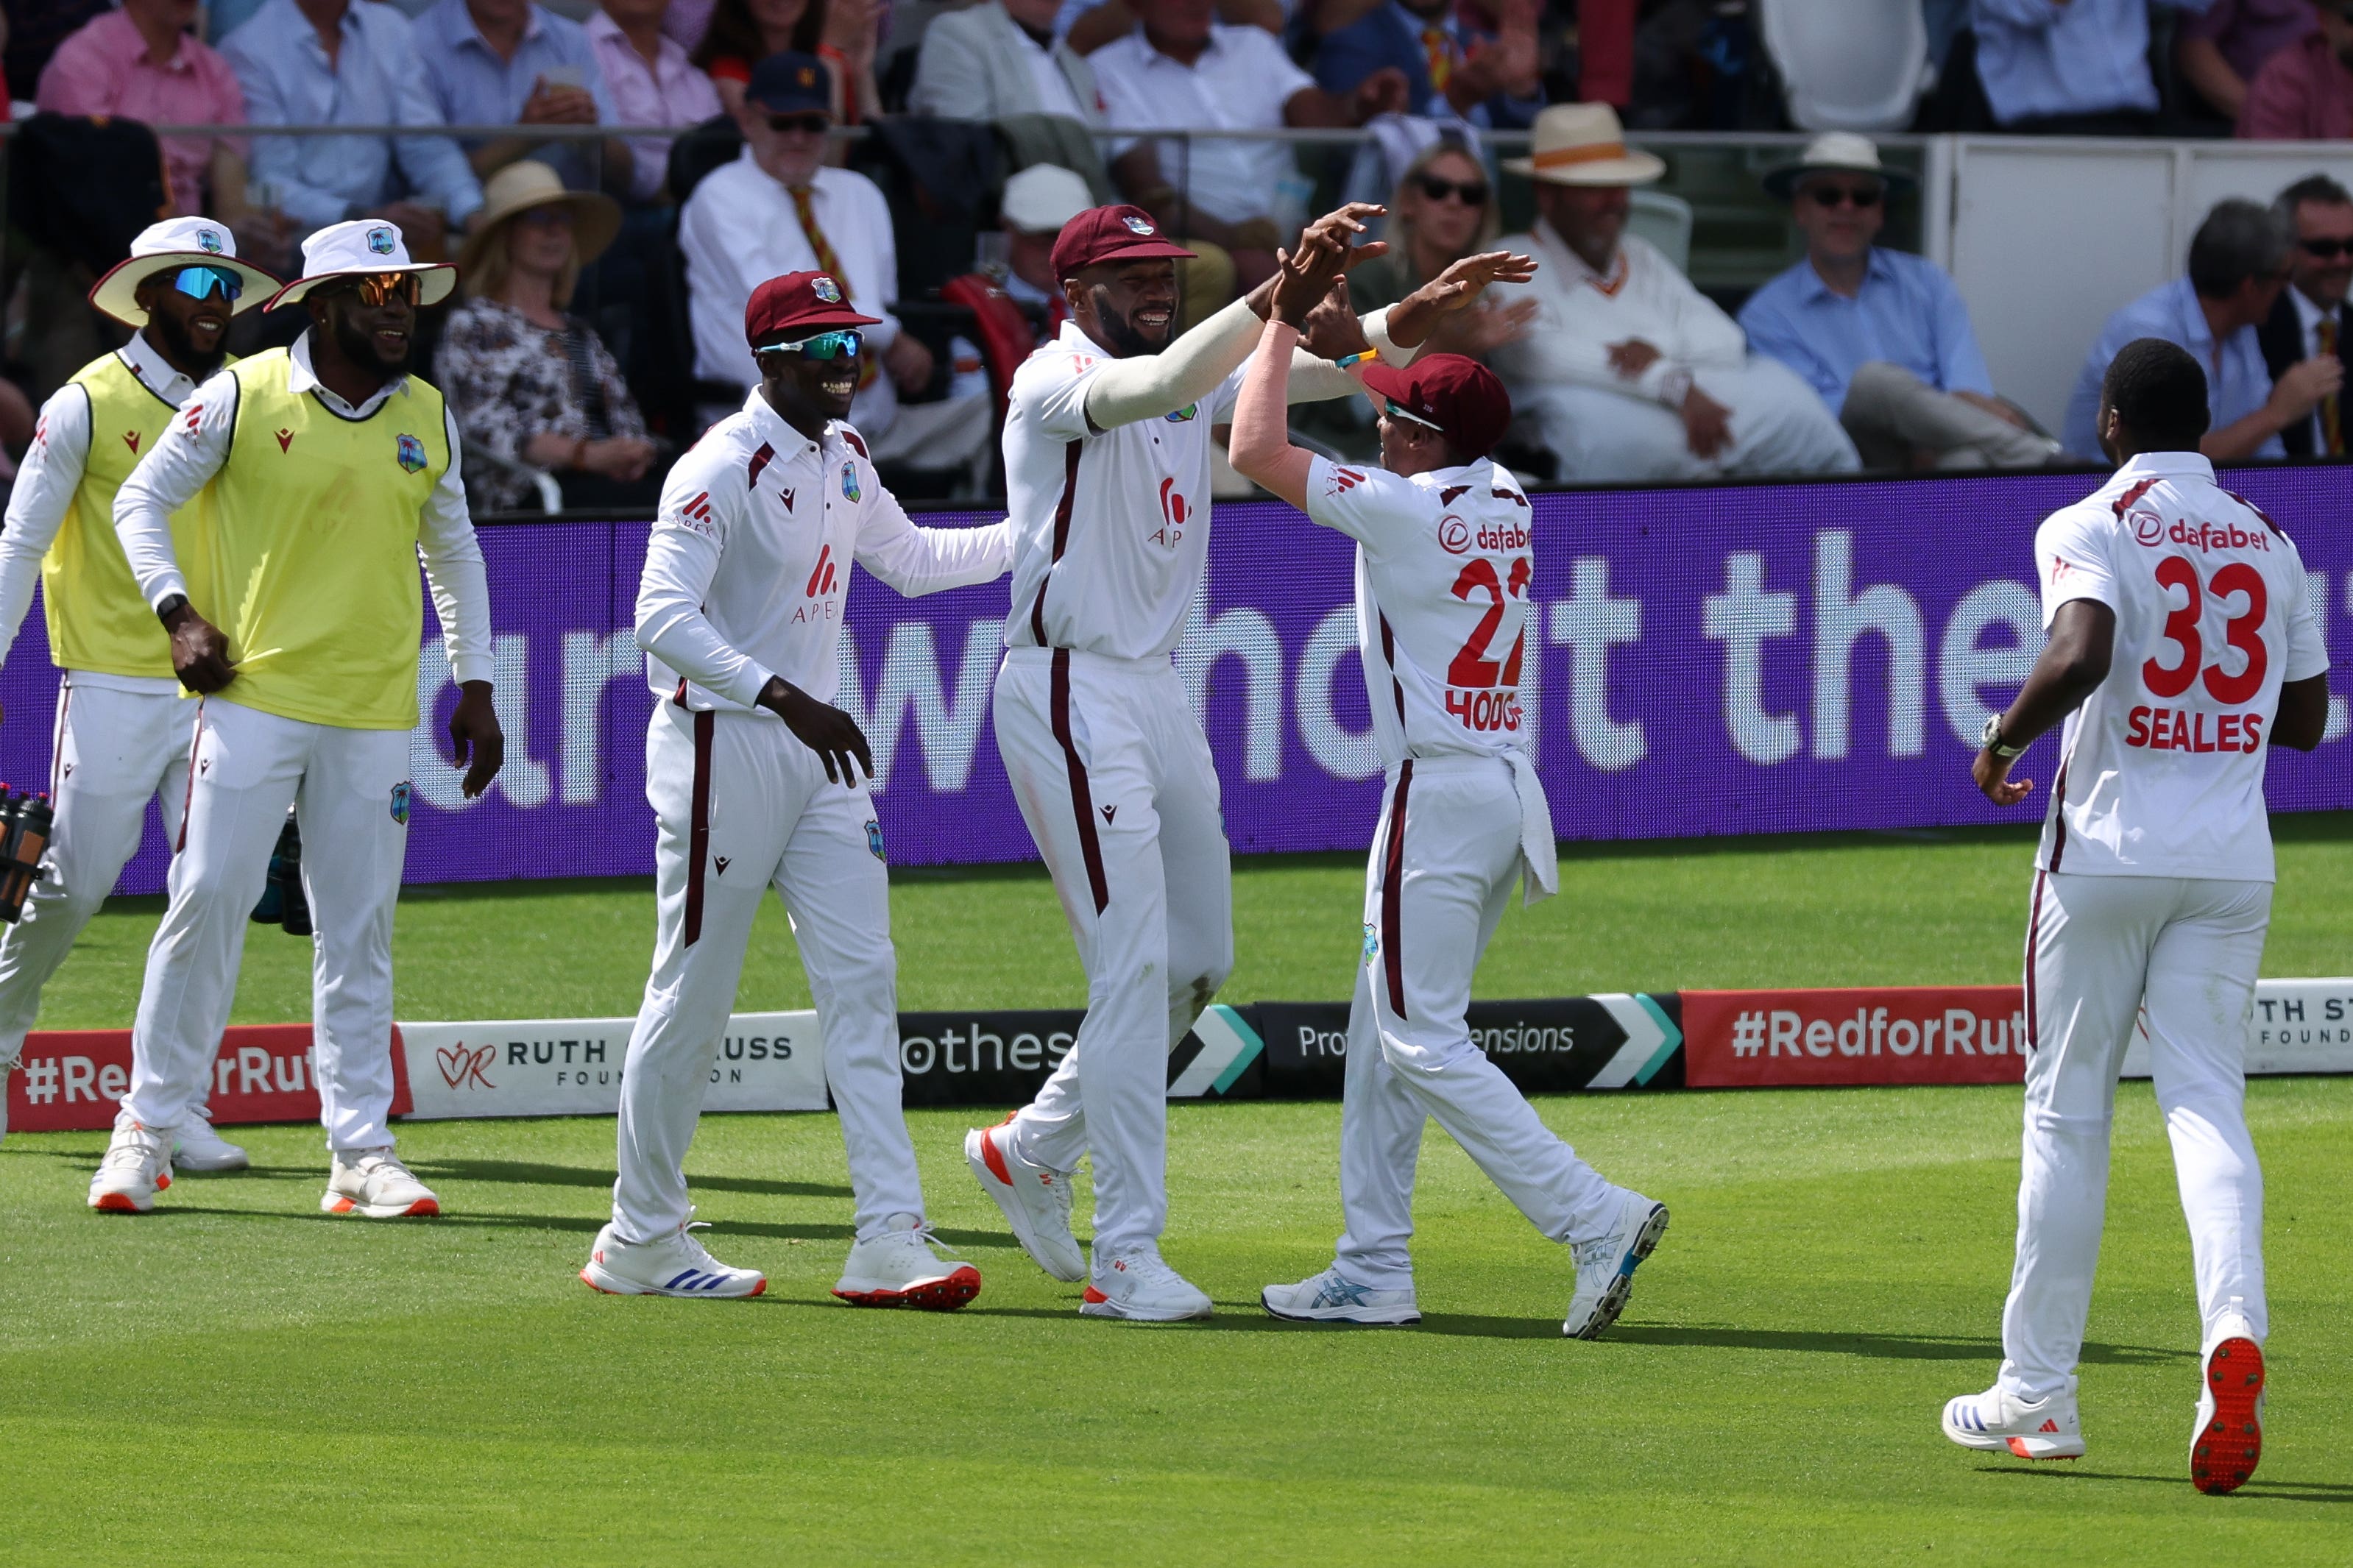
left=1049, top=205, right=1197, bottom=279
left=744, top=269, right=882, bottom=345
left=1361, top=354, right=1513, bottom=459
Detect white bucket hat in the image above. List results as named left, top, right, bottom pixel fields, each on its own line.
left=264, top=219, right=458, bottom=311
left=87, top=216, right=283, bottom=328
left=1501, top=103, right=1665, bottom=188
left=1002, top=164, right=1094, bottom=235
left=1763, top=132, right=1917, bottom=200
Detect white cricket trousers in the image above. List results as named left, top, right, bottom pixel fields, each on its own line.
left=611, top=702, right=924, bottom=1244
left=118, top=697, right=411, bottom=1151
left=991, top=647, right=1234, bottom=1261
left=1332, top=756, right=1618, bottom=1288
left=0, top=679, right=193, bottom=1066
left=1998, top=870, right=2273, bottom=1401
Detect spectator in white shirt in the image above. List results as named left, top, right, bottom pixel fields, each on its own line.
left=1489, top=104, right=1858, bottom=482
left=678, top=51, right=991, bottom=475
left=1091, top=0, right=1407, bottom=291
left=910, top=0, right=1101, bottom=123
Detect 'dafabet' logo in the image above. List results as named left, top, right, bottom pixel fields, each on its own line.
left=1437, top=515, right=1471, bottom=554
left=2129, top=508, right=2165, bottom=546
left=436, top=1042, right=497, bottom=1090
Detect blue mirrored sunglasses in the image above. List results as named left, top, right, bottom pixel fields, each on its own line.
left=171, top=265, right=244, bottom=304
left=754, top=329, right=863, bottom=361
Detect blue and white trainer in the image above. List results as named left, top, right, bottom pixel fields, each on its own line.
left=580, top=1214, right=766, bottom=1298
left=1262, top=1267, right=1420, bottom=1326
left=1564, top=1188, right=1669, bottom=1339
left=1942, top=1384, right=2085, bottom=1460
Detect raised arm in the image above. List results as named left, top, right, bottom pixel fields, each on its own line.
left=852, top=486, right=1014, bottom=597
left=1229, top=237, right=1354, bottom=507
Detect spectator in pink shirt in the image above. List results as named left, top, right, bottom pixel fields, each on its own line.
left=590, top=0, right=723, bottom=205
left=2240, top=0, right=2353, bottom=139
left=35, top=0, right=252, bottom=219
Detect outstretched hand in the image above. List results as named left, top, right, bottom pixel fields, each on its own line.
left=1270, top=230, right=1354, bottom=327
left=1388, top=249, right=1539, bottom=349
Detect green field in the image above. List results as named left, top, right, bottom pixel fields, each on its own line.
left=5, top=820, right=2352, bottom=1564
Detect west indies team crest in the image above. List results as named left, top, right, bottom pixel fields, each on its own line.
left=367, top=225, right=397, bottom=255
left=389, top=781, right=411, bottom=825
left=841, top=461, right=860, bottom=502
left=196, top=227, right=224, bottom=253
left=812, top=275, right=843, bottom=304
left=396, top=433, right=428, bottom=472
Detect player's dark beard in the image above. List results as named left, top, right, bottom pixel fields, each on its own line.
left=146, top=308, right=226, bottom=383
left=1094, top=294, right=1169, bottom=358
left=333, top=309, right=411, bottom=373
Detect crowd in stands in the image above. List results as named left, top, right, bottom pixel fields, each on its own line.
left=3, top=0, right=2353, bottom=511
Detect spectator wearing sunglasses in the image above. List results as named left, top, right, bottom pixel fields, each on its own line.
left=2255, top=173, right=2353, bottom=458
left=1741, top=133, right=2056, bottom=473
left=1489, top=104, right=1856, bottom=483
left=2238, top=0, right=2353, bottom=138
left=680, top=51, right=992, bottom=478
left=2061, top=198, right=2336, bottom=461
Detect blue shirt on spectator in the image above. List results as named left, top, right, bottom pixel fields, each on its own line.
left=220, top=0, right=484, bottom=233
left=412, top=0, right=615, bottom=191
left=1739, top=247, right=1995, bottom=416
left=2062, top=276, right=2280, bottom=459
left=1970, top=0, right=2215, bottom=125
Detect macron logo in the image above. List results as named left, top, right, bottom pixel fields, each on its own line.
left=123, top=430, right=141, bottom=453
left=275, top=428, right=294, bottom=453
left=805, top=544, right=838, bottom=597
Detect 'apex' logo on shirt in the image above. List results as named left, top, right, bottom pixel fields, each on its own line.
left=805, top=544, right=838, bottom=597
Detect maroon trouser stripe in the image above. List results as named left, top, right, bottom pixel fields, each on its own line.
left=684, top=709, right=715, bottom=946
left=2023, top=868, right=2047, bottom=1051
left=1381, top=760, right=1413, bottom=1018
left=1029, top=444, right=1082, bottom=646
left=176, top=699, right=205, bottom=854
left=1050, top=648, right=1110, bottom=916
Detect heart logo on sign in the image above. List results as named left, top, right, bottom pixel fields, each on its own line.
left=436, top=1042, right=497, bottom=1090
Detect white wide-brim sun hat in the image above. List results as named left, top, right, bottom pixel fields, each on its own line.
left=87, top=216, right=283, bottom=328
left=265, top=218, right=458, bottom=311
left=1501, top=102, right=1666, bottom=187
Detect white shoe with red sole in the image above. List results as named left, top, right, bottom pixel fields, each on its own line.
left=88, top=1121, right=174, bottom=1213
left=965, top=1117, right=1085, bottom=1282
left=321, top=1149, right=441, bottom=1218
left=833, top=1215, right=981, bottom=1310
left=2192, top=1311, right=2265, bottom=1495
left=1082, top=1248, right=1211, bottom=1322
left=1941, top=1384, right=2085, bottom=1460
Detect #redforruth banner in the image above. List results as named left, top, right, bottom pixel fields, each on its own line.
left=1, top=468, right=2345, bottom=893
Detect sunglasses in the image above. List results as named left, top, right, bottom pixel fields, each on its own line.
left=754, top=329, right=864, bottom=361
left=2301, top=237, right=2353, bottom=259
left=169, top=265, right=244, bottom=304
left=1384, top=397, right=1444, bottom=432
left=1414, top=173, right=1490, bottom=206
left=1808, top=182, right=1884, bottom=209
left=330, top=272, right=422, bottom=307
left=767, top=113, right=832, bottom=137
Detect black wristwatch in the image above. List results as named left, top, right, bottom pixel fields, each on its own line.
left=1981, top=713, right=2026, bottom=759
left=155, top=593, right=189, bottom=625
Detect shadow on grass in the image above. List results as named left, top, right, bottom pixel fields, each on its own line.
left=404, top=1157, right=853, bottom=1201
left=1981, top=1466, right=2353, bottom=1503
left=144, top=1204, right=1005, bottom=1249
left=1602, top=1324, right=2190, bottom=1364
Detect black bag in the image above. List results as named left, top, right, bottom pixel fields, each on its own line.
left=7, top=112, right=169, bottom=277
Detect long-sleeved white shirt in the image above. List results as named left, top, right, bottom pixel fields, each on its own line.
left=1489, top=223, right=1749, bottom=407
left=0, top=332, right=202, bottom=693
left=113, top=331, right=495, bottom=688
left=638, top=389, right=1012, bottom=716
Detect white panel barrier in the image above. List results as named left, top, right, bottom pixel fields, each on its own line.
left=2122, top=978, right=2353, bottom=1079
left=400, top=1012, right=829, bottom=1119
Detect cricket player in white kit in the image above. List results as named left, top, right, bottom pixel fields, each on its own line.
left=1227, top=237, right=1670, bottom=1336
left=89, top=221, right=504, bottom=1217
left=965, top=201, right=1474, bottom=1320
left=1940, top=338, right=2332, bottom=1493
left=0, top=219, right=277, bottom=1166
left=581, top=272, right=1013, bottom=1305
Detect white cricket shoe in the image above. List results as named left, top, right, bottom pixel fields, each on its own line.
left=88, top=1121, right=174, bottom=1213
left=0, top=1057, right=14, bottom=1145
left=320, top=1149, right=440, bottom=1218
left=965, top=1116, right=1086, bottom=1282
left=1564, top=1188, right=1669, bottom=1339
left=1941, top=1385, right=2086, bottom=1461
left=1082, top=1248, right=1212, bottom=1322
left=581, top=1215, right=767, bottom=1298
left=832, top=1213, right=983, bottom=1310
left=1262, top=1267, right=1420, bottom=1326
left=2191, top=1305, right=2265, bottom=1494
left=172, top=1115, right=250, bottom=1173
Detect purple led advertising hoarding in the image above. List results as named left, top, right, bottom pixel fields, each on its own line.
left=3, top=467, right=2346, bottom=895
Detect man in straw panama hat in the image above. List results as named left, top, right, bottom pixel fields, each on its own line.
left=1741, top=132, right=2059, bottom=472
left=0, top=216, right=278, bottom=1165
left=1489, top=102, right=1858, bottom=482
left=87, top=219, right=505, bottom=1221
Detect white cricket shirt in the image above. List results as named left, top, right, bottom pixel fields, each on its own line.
left=1302, top=453, right=1535, bottom=767
left=2034, top=451, right=2329, bottom=881
left=1001, top=320, right=1245, bottom=661
left=640, top=390, right=1013, bottom=714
